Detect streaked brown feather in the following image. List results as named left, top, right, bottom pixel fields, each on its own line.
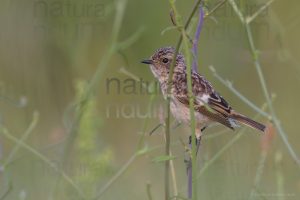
left=145, top=46, right=266, bottom=133
left=208, top=91, right=232, bottom=117
left=197, top=106, right=234, bottom=130
left=230, top=111, right=266, bottom=132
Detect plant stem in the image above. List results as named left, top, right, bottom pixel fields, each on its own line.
left=196, top=101, right=270, bottom=180
left=275, top=151, right=285, bottom=200
left=1, top=111, right=39, bottom=168
left=209, top=65, right=271, bottom=119
left=249, top=151, right=268, bottom=200
left=183, top=31, right=197, bottom=200
left=95, top=67, right=158, bottom=199
left=192, top=5, right=204, bottom=72
left=0, top=126, right=85, bottom=199
left=146, top=182, right=153, bottom=200
left=95, top=154, right=137, bottom=199
left=167, top=1, right=203, bottom=199
left=228, top=0, right=300, bottom=166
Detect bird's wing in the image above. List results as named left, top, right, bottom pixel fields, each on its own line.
left=197, top=106, right=234, bottom=129
left=206, top=91, right=233, bottom=117
left=174, top=72, right=235, bottom=129
left=175, top=93, right=234, bottom=129
left=191, top=72, right=234, bottom=117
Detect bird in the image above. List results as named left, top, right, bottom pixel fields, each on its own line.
left=141, top=46, right=266, bottom=145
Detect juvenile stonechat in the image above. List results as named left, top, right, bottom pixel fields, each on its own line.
left=141, top=47, right=266, bottom=141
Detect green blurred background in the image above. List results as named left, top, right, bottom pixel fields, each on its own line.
left=0, top=0, right=300, bottom=199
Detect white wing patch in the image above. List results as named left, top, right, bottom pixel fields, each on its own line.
left=229, top=118, right=239, bottom=128
left=201, top=94, right=210, bottom=103
left=196, top=94, right=210, bottom=105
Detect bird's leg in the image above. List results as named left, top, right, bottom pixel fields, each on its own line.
left=184, top=137, right=192, bottom=167
left=184, top=137, right=192, bottom=176
left=184, top=126, right=205, bottom=171
left=196, top=136, right=202, bottom=155
left=195, top=126, right=205, bottom=155
left=188, top=135, right=202, bottom=155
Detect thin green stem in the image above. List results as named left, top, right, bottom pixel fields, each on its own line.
left=246, top=23, right=300, bottom=165
left=246, top=0, right=275, bottom=24
left=205, top=0, right=227, bottom=18
left=228, top=0, right=245, bottom=23
left=198, top=128, right=245, bottom=178
left=2, top=111, right=39, bottom=168
left=170, top=156, right=179, bottom=198
left=118, top=67, right=158, bottom=151
left=146, top=182, right=153, bottom=200
left=0, top=126, right=85, bottom=199
left=229, top=0, right=300, bottom=166
left=167, top=1, right=203, bottom=199
left=209, top=65, right=271, bottom=119
left=179, top=109, right=262, bottom=193
left=182, top=30, right=197, bottom=200
left=275, top=151, right=285, bottom=200
left=163, top=134, right=179, bottom=198
left=249, top=151, right=268, bottom=200
left=196, top=100, right=269, bottom=180
left=60, top=1, right=128, bottom=179
left=198, top=114, right=266, bottom=179
left=54, top=1, right=130, bottom=197
left=95, top=66, right=158, bottom=199
left=94, top=154, right=137, bottom=200
left=165, top=110, right=171, bottom=200
left=0, top=182, right=12, bottom=200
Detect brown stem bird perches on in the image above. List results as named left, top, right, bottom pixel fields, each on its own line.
left=142, top=47, right=266, bottom=142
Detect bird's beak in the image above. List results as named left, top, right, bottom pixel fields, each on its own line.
left=141, top=59, right=153, bottom=64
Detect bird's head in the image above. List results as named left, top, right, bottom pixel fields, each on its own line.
left=141, top=46, right=185, bottom=81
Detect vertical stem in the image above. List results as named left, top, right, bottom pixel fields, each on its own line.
left=164, top=114, right=171, bottom=200
left=249, top=150, right=268, bottom=200
left=186, top=141, right=193, bottom=199
left=192, top=5, right=204, bottom=72
left=170, top=152, right=179, bottom=197
left=228, top=0, right=300, bottom=167
left=146, top=182, right=153, bottom=200
left=167, top=1, right=203, bottom=199
left=275, top=151, right=285, bottom=200
left=182, top=26, right=197, bottom=200
left=245, top=23, right=300, bottom=166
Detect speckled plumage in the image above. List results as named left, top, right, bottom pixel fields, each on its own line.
left=142, top=47, right=266, bottom=138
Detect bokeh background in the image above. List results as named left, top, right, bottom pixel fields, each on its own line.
left=0, top=0, right=300, bottom=199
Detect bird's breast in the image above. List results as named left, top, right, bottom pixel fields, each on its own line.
left=170, top=97, right=210, bottom=125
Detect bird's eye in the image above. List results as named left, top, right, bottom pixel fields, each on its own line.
left=162, top=58, right=169, bottom=63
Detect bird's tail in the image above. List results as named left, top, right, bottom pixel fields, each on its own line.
left=230, top=112, right=266, bottom=133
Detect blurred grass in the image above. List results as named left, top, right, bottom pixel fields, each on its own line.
left=0, top=0, right=300, bottom=199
